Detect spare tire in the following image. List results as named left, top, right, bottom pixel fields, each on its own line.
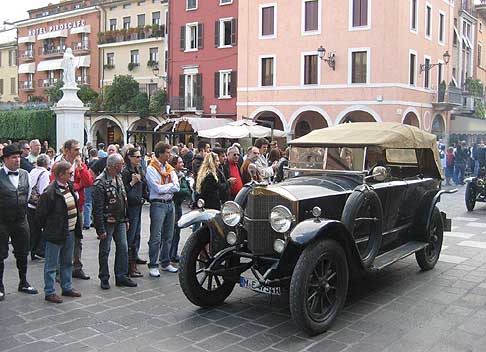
left=341, top=185, right=383, bottom=267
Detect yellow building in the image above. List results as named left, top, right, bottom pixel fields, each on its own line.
left=98, top=0, right=168, bottom=96
left=0, top=29, right=18, bottom=102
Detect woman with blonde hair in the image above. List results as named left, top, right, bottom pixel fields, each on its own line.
left=196, top=152, right=221, bottom=209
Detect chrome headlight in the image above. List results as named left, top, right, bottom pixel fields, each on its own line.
left=269, top=205, right=293, bottom=233
left=221, top=201, right=243, bottom=227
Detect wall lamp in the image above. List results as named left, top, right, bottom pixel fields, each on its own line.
left=420, top=51, right=450, bottom=73
left=317, top=46, right=336, bottom=71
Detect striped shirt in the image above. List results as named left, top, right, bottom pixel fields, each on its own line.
left=60, top=185, right=78, bottom=231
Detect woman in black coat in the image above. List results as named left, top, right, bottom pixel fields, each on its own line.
left=195, top=152, right=221, bottom=210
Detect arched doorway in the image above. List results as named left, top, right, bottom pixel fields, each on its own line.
left=254, top=111, right=285, bottom=131
left=128, top=118, right=159, bottom=152
left=339, top=110, right=377, bottom=123
left=431, top=114, right=445, bottom=140
left=90, top=118, right=124, bottom=146
left=403, top=111, right=420, bottom=127
left=292, top=111, right=329, bottom=138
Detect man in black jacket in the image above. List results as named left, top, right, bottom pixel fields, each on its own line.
left=93, top=153, right=137, bottom=290
left=0, top=144, right=38, bottom=302
left=37, top=161, right=82, bottom=303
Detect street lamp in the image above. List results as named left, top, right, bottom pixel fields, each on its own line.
left=317, top=45, right=336, bottom=71
left=420, top=51, right=450, bottom=73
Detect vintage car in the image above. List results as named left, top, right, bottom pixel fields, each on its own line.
left=177, top=122, right=454, bottom=336
left=465, top=169, right=486, bottom=211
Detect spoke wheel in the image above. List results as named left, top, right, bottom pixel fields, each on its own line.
left=416, top=207, right=443, bottom=271
left=290, top=239, right=348, bottom=336
left=179, top=226, right=237, bottom=307
left=465, top=183, right=477, bottom=212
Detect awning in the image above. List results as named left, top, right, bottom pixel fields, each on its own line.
left=38, top=30, right=68, bottom=40
left=450, top=115, right=486, bottom=134
left=78, top=55, right=90, bottom=67
left=37, top=58, right=63, bottom=71
left=198, top=119, right=286, bottom=139
left=70, top=25, right=91, bottom=35
left=154, top=116, right=234, bottom=133
left=18, top=36, right=35, bottom=44
left=18, top=63, right=35, bottom=74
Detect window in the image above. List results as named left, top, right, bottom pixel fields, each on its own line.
left=182, top=23, right=203, bottom=51
left=220, top=0, right=232, bottom=4
left=303, top=54, right=318, bottom=85
left=411, top=0, right=417, bottom=32
left=110, top=19, right=117, bottom=31
left=123, top=16, right=131, bottom=30
left=351, top=50, right=367, bottom=83
left=152, top=11, right=160, bottom=25
left=481, top=22, right=483, bottom=33
left=216, top=70, right=232, bottom=98
left=179, top=72, right=202, bottom=110
left=425, top=4, right=432, bottom=39
left=260, top=4, right=276, bottom=38
left=303, top=0, right=319, bottom=33
left=137, top=14, right=145, bottom=27
left=424, top=57, right=430, bottom=88
left=106, top=53, right=115, bottom=66
left=439, top=11, right=445, bottom=44
left=130, top=50, right=139, bottom=64
left=186, top=0, right=197, bottom=10
left=123, top=3, right=131, bottom=9
left=409, top=51, right=417, bottom=85
left=149, top=47, right=159, bottom=63
left=216, top=18, right=236, bottom=47
left=479, top=43, right=482, bottom=67
left=0, top=80, right=4, bottom=95
left=10, top=77, right=16, bottom=95
left=351, top=0, right=369, bottom=28
left=9, top=50, right=16, bottom=66
left=260, top=56, right=274, bottom=86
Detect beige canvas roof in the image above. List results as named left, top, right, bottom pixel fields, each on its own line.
left=290, top=122, right=443, bottom=178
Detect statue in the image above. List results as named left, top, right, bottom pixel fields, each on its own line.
left=61, top=48, right=79, bottom=88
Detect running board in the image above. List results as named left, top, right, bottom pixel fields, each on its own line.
left=370, top=241, right=427, bottom=271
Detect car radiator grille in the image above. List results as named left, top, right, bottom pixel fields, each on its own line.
left=244, top=192, right=291, bottom=255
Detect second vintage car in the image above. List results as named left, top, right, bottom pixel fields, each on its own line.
left=177, top=122, right=454, bottom=336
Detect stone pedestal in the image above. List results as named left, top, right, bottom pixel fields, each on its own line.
left=53, top=86, right=88, bottom=149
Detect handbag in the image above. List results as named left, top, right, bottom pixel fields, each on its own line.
left=28, top=170, right=47, bottom=207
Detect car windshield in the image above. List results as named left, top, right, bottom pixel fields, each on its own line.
left=289, top=147, right=366, bottom=172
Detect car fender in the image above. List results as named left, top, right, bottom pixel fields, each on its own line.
left=426, top=189, right=457, bottom=231
left=283, top=218, right=364, bottom=270
left=178, top=209, right=221, bottom=229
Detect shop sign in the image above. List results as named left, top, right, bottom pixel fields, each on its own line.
left=28, top=19, right=87, bottom=36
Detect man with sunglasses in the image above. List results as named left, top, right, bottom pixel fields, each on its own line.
left=223, top=146, right=243, bottom=199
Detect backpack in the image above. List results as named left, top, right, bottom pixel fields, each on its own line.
left=28, top=170, right=47, bottom=207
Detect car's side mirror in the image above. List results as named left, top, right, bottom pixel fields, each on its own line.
left=372, top=166, right=387, bottom=182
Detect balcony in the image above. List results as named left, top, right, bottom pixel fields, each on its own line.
left=170, top=96, right=204, bottom=112
left=38, top=78, right=59, bottom=89
left=39, top=46, right=66, bottom=58
left=76, top=76, right=90, bottom=86
left=72, top=42, right=90, bottom=54
left=20, top=50, right=34, bottom=62
left=20, top=81, right=35, bottom=91
left=433, top=85, right=463, bottom=111
left=98, top=25, right=165, bottom=45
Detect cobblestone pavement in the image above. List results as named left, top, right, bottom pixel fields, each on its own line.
left=3, top=185, right=486, bottom=351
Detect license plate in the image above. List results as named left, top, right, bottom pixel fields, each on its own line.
left=239, top=276, right=281, bottom=295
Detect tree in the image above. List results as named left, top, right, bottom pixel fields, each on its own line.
left=78, top=86, right=99, bottom=107
left=131, top=92, right=150, bottom=118
left=46, top=81, right=64, bottom=103
left=45, top=81, right=99, bottom=108
left=149, top=89, right=167, bottom=115
left=103, top=75, right=140, bottom=113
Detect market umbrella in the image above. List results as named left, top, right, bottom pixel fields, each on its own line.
left=197, top=119, right=286, bottom=139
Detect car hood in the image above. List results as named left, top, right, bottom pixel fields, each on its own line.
left=265, top=174, right=362, bottom=201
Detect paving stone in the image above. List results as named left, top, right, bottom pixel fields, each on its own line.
left=228, top=322, right=267, bottom=338
left=306, top=339, right=348, bottom=352
left=239, top=333, right=282, bottom=352
left=271, top=336, right=314, bottom=351
left=328, top=328, right=365, bottom=344
left=196, top=332, right=242, bottom=351
left=181, top=324, right=227, bottom=342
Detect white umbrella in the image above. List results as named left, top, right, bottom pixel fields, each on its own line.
left=198, top=119, right=286, bottom=139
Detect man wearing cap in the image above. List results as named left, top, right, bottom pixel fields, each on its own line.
left=0, top=144, right=38, bottom=301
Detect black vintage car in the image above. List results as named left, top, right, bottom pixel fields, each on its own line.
left=177, top=122, right=454, bottom=336
left=465, top=169, right=486, bottom=211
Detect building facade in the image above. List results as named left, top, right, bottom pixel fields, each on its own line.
left=237, top=0, right=456, bottom=141
left=98, top=0, right=168, bottom=95
left=168, top=0, right=238, bottom=121
left=16, top=0, right=101, bottom=102
left=0, top=29, right=18, bottom=103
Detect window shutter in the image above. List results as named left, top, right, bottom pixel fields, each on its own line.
left=231, top=18, right=237, bottom=46
left=195, top=73, right=202, bottom=97
left=179, top=74, right=185, bottom=100
left=197, top=23, right=204, bottom=49
left=215, top=20, right=220, bottom=47
left=230, top=71, right=237, bottom=97
left=180, top=26, right=186, bottom=51
left=214, top=72, right=220, bottom=98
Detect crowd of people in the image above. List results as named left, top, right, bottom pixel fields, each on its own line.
left=440, top=139, right=486, bottom=186
left=0, top=136, right=289, bottom=304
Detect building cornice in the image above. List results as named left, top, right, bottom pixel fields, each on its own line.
left=15, top=6, right=98, bottom=28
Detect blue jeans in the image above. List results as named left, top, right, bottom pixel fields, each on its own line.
left=454, top=163, right=465, bottom=185
left=83, top=187, right=92, bottom=228
left=44, top=232, right=74, bottom=296
left=127, top=205, right=142, bottom=263
left=98, top=223, right=129, bottom=281
left=148, top=202, right=174, bottom=268
left=170, top=204, right=183, bottom=261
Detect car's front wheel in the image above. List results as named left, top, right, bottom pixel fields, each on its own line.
left=415, top=207, right=443, bottom=271
left=179, top=226, right=236, bottom=307
left=289, top=239, right=349, bottom=336
left=465, top=182, right=477, bottom=212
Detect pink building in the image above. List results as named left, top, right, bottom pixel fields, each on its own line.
left=168, top=0, right=238, bottom=121
left=237, top=0, right=457, bottom=141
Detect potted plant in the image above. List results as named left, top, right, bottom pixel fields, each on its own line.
left=147, top=60, right=158, bottom=68
left=128, top=62, right=139, bottom=71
